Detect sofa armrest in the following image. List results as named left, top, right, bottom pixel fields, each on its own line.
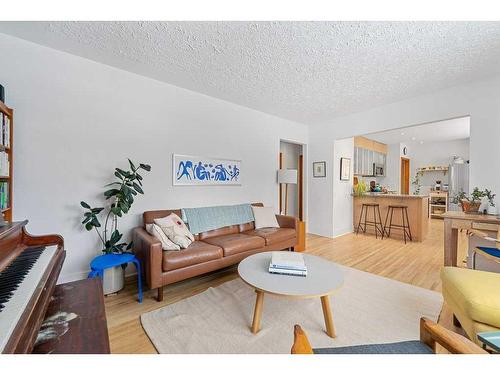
left=132, top=227, right=163, bottom=289
left=276, top=214, right=298, bottom=230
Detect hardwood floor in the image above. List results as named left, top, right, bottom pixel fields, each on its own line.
left=105, top=219, right=468, bottom=353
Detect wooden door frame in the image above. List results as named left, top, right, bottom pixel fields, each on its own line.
left=400, top=157, right=410, bottom=195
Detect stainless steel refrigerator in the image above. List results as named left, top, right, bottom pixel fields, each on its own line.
left=448, top=161, right=469, bottom=211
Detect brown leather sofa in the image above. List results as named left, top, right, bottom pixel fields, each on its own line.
left=132, top=203, right=298, bottom=301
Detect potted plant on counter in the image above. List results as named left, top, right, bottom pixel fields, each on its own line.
left=452, top=187, right=495, bottom=214
left=80, top=159, right=151, bottom=294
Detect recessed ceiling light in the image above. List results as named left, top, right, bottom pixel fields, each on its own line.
left=419, top=140, right=424, bottom=144
left=400, top=132, right=405, bottom=136
left=411, top=137, right=416, bottom=141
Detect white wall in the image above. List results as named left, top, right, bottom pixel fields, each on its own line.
left=332, top=138, right=354, bottom=237
left=309, top=75, right=500, bottom=237
left=0, top=33, right=309, bottom=282
left=279, top=141, right=302, bottom=217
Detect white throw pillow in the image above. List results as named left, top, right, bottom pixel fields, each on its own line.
left=252, top=206, right=280, bottom=229
left=154, top=213, right=194, bottom=249
left=145, top=223, right=181, bottom=251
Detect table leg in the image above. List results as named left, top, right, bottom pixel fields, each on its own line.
left=444, top=218, right=458, bottom=266
left=320, top=295, right=336, bottom=338
left=251, top=290, right=265, bottom=334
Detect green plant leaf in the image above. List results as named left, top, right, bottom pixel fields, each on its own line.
left=104, top=189, right=120, bottom=198
left=128, top=159, right=136, bottom=170
left=132, top=182, right=144, bottom=194
left=139, top=163, right=151, bottom=171
left=85, top=222, right=93, bottom=231
left=80, top=201, right=91, bottom=209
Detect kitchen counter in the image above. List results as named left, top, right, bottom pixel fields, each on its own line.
left=356, top=193, right=429, bottom=199
left=353, top=194, right=430, bottom=241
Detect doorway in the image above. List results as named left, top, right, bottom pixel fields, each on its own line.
left=279, top=141, right=304, bottom=220
left=400, top=157, right=410, bottom=194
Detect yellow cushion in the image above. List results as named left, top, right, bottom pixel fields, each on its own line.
left=441, top=267, right=500, bottom=328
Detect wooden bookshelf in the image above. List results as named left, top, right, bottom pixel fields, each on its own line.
left=0, top=99, right=13, bottom=222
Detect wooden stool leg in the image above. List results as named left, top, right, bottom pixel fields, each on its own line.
left=377, top=206, right=384, bottom=239
left=373, top=205, right=378, bottom=239
left=401, top=208, right=407, bottom=244
left=383, top=207, right=390, bottom=237
left=387, top=207, right=394, bottom=238
left=251, top=290, right=265, bottom=334
left=356, top=205, right=364, bottom=234
left=404, top=207, right=413, bottom=241
left=320, top=295, right=336, bottom=338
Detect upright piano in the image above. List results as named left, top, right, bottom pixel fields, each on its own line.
left=0, top=221, right=110, bottom=354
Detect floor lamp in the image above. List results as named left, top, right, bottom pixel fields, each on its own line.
left=278, top=169, right=298, bottom=216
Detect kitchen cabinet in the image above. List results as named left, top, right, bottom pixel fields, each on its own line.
left=354, top=146, right=386, bottom=176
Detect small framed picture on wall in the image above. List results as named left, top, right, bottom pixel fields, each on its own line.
left=340, top=157, right=351, bottom=181
left=313, top=161, right=326, bottom=178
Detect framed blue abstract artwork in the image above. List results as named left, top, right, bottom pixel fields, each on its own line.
left=173, top=154, right=242, bottom=186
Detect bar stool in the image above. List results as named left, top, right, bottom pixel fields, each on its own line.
left=383, top=205, right=413, bottom=244
left=356, top=203, right=385, bottom=239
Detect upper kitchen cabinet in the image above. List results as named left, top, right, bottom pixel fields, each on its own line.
left=353, top=136, right=387, bottom=176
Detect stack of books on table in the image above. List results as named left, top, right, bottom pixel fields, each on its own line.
left=268, top=251, right=307, bottom=277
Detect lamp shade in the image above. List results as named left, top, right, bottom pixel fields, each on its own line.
left=277, top=169, right=298, bottom=184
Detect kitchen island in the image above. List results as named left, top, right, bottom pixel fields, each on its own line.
left=353, top=194, right=430, bottom=242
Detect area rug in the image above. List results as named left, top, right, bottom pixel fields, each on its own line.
left=141, top=265, right=443, bottom=354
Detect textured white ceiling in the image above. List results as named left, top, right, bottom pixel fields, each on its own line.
left=1, top=22, right=500, bottom=125
left=366, top=116, right=470, bottom=145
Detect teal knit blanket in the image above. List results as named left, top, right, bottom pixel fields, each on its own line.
left=181, top=203, right=255, bottom=235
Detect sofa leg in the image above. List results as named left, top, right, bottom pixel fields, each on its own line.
left=157, top=286, right=164, bottom=302
left=452, top=314, right=461, bottom=328
left=290, top=247, right=295, bottom=252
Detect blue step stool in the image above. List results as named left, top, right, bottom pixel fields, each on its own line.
left=88, top=253, right=143, bottom=303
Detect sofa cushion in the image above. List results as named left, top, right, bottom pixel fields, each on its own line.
left=162, top=241, right=223, bottom=271
left=203, top=233, right=266, bottom=256
left=251, top=206, right=280, bottom=229
left=146, top=223, right=181, bottom=250
left=155, top=213, right=194, bottom=249
left=441, top=267, right=500, bottom=328
left=244, top=228, right=296, bottom=245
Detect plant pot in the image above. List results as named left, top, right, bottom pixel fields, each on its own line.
left=487, top=205, right=497, bottom=215
left=102, top=265, right=125, bottom=295
left=460, top=199, right=481, bottom=214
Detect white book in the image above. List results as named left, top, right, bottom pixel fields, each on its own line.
left=268, top=265, right=307, bottom=277
left=270, top=251, right=307, bottom=271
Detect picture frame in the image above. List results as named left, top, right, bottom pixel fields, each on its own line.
left=340, top=157, right=351, bottom=181
left=173, top=154, right=242, bottom=186
left=313, top=161, right=326, bottom=178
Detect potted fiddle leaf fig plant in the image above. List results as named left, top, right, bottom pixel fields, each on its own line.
left=80, top=159, right=151, bottom=294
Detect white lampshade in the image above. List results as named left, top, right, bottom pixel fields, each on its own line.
left=277, top=169, right=298, bottom=184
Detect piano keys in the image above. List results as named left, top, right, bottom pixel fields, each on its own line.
left=0, top=221, right=110, bottom=354
left=0, top=245, right=58, bottom=351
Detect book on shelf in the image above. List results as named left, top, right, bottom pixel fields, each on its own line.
left=0, top=151, right=9, bottom=176
left=268, top=251, right=307, bottom=277
left=0, top=182, right=9, bottom=210
left=1, top=112, right=10, bottom=148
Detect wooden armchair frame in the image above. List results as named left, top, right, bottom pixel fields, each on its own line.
left=291, top=318, right=487, bottom=354
left=467, top=229, right=500, bottom=269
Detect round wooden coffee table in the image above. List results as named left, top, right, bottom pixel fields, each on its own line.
left=238, top=252, right=344, bottom=338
